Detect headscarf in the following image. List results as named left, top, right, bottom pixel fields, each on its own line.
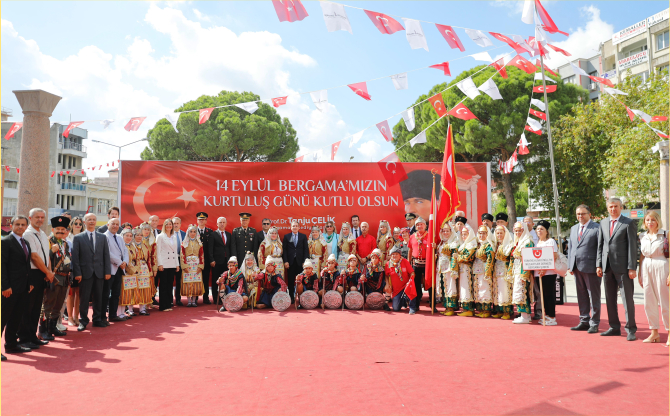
left=458, top=224, right=478, bottom=252
left=140, top=222, right=154, bottom=245
left=262, top=226, right=283, bottom=256
left=495, top=225, right=514, bottom=256
left=377, top=220, right=393, bottom=242
left=446, top=223, right=462, bottom=250
left=309, top=225, right=326, bottom=244
left=183, top=224, right=202, bottom=248
left=476, top=225, right=492, bottom=257
left=513, top=221, right=532, bottom=249
left=240, top=251, right=258, bottom=276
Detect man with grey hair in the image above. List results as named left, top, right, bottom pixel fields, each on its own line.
left=209, top=216, right=232, bottom=305
left=104, top=218, right=128, bottom=322
left=597, top=197, right=638, bottom=341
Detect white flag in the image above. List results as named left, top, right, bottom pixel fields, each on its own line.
left=235, top=102, right=259, bottom=114
left=531, top=98, right=546, bottom=111
left=310, top=90, right=328, bottom=112
left=511, top=34, right=535, bottom=55
left=465, top=29, right=493, bottom=47
left=478, top=78, right=503, bottom=100
left=650, top=127, right=668, bottom=138
left=570, top=62, right=589, bottom=76
left=312, top=151, right=321, bottom=162
left=349, top=130, right=364, bottom=148
left=410, top=131, right=427, bottom=147
left=165, top=113, right=180, bottom=133
left=402, top=108, right=416, bottom=131
left=320, top=1, right=352, bottom=34
left=519, top=132, right=529, bottom=147
left=391, top=73, right=408, bottom=90
left=470, top=51, right=493, bottom=62
left=457, top=77, right=480, bottom=100
left=632, top=109, right=652, bottom=123
left=522, top=0, right=535, bottom=24
left=100, top=119, right=115, bottom=129
left=603, top=87, right=628, bottom=96
left=534, top=73, right=556, bottom=82
left=527, top=117, right=543, bottom=131
left=402, top=18, right=429, bottom=51
left=535, top=25, right=556, bottom=43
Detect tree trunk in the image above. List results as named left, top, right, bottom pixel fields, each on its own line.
left=501, top=173, right=517, bottom=230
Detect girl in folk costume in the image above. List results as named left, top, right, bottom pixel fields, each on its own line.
left=258, top=227, right=284, bottom=276
left=217, top=257, right=249, bottom=312
left=438, top=223, right=462, bottom=316
left=308, top=226, right=327, bottom=275
left=240, top=252, right=260, bottom=308
left=393, top=227, right=410, bottom=260
left=341, top=254, right=362, bottom=292
left=455, top=224, right=478, bottom=317
left=180, top=224, right=205, bottom=307
left=255, top=257, right=288, bottom=309
left=510, top=222, right=535, bottom=324
left=492, top=225, right=514, bottom=319
left=131, top=227, right=153, bottom=316
left=140, top=222, right=158, bottom=307
left=337, top=222, right=357, bottom=273
left=320, top=254, right=343, bottom=295
left=360, top=249, right=391, bottom=311
left=118, top=229, right=138, bottom=316
left=473, top=226, right=496, bottom=318
left=376, top=220, right=394, bottom=264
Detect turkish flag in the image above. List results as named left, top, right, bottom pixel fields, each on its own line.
left=4, top=166, right=9, bottom=172
left=535, top=60, right=558, bottom=77
left=428, top=93, right=448, bottom=117
left=4, top=122, right=22, bottom=140
left=377, top=152, right=408, bottom=186
left=588, top=75, right=614, bottom=88
left=535, top=0, right=562, bottom=35
left=437, top=124, right=460, bottom=224
left=518, top=143, right=530, bottom=155
left=430, top=62, right=451, bottom=76
left=626, top=107, right=635, bottom=122
left=435, top=24, right=465, bottom=52
left=533, top=85, right=557, bottom=93
left=294, top=155, right=305, bottom=162
left=489, top=32, right=526, bottom=54
left=652, top=116, right=668, bottom=122
left=51, top=171, right=55, bottom=178
left=525, top=125, right=542, bottom=135
left=272, top=0, right=309, bottom=22
left=63, top=121, right=84, bottom=138
left=448, top=103, right=478, bottom=121
left=404, top=279, right=418, bottom=300
left=348, top=82, right=372, bottom=100
left=509, top=55, right=537, bottom=74
left=529, top=109, right=547, bottom=120
left=364, top=10, right=404, bottom=34
left=331, top=141, right=341, bottom=161
left=124, top=117, right=146, bottom=132
left=376, top=120, right=393, bottom=142
left=199, top=108, right=214, bottom=124
left=271, top=96, right=288, bottom=108
left=546, top=44, right=571, bottom=56
left=425, top=191, right=437, bottom=290
left=490, top=58, right=508, bottom=79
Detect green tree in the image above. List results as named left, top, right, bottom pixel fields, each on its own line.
left=393, top=65, right=586, bottom=222
left=141, top=90, right=299, bottom=162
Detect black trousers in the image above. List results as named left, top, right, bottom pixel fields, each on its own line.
left=104, top=269, right=123, bottom=319
left=18, top=270, right=46, bottom=343
left=287, top=260, right=301, bottom=302
left=604, top=267, right=637, bottom=334
left=414, top=265, right=425, bottom=307
left=212, top=264, right=227, bottom=304
left=78, top=275, right=104, bottom=325
left=201, top=262, right=212, bottom=300
left=174, top=268, right=182, bottom=302
left=537, top=274, right=557, bottom=317
left=2, top=290, right=27, bottom=347
left=157, top=268, right=176, bottom=310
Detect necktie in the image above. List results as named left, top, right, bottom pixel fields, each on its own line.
left=89, top=232, right=95, bottom=252
left=578, top=225, right=584, bottom=242
left=113, top=235, right=122, bottom=252
left=293, top=233, right=297, bottom=246
left=610, top=219, right=617, bottom=237
left=19, top=237, right=29, bottom=260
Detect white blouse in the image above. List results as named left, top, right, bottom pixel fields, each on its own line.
left=156, top=232, right=179, bottom=269
left=534, top=238, right=558, bottom=277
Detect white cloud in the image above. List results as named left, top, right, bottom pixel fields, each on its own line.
left=357, top=140, right=382, bottom=161
left=192, top=8, right=211, bottom=22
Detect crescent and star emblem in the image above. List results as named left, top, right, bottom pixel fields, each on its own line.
left=434, top=100, right=443, bottom=110
left=456, top=108, right=468, bottom=115
left=385, top=161, right=397, bottom=174
left=446, top=155, right=453, bottom=177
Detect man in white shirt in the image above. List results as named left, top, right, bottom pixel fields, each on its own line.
left=18, top=208, right=55, bottom=348
left=105, top=218, right=129, bottom=322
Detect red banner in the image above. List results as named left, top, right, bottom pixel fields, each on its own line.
left=120, top=161, right=490, bottom=236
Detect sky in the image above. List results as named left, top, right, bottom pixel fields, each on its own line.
left=1, top=0, right=666, bottom=177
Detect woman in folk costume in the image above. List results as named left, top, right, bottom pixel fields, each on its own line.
left=510, top=221, right=535, bottom=324
left=438, top=223, right=461, bottom=316
left=131, top=227, right=152, bottom=316
left=118, top=228, right=138, bottom=316
left=240, top=252, right=261, bottom=308
left=308, top=225, right=327, bottom=275
left=180, top=224, right=205, bottom=307
left=217, top=257, right=249, bottom=312
left=376, top=220, right=395, bottom=264
left=337, top=222, right=356, bottom=272
left=473, top=225, right=496, bottom=318
left=320, top=254, right=343, bottom=295
left=360, top=248, right=391, bottom=311
left=255, top=257, right=288, bottom=309
left=492, top=225, right=514, bottom=319
left=140, top=222, right=158, bottom=307
left=455, top=224, right=478, bottom=317
left=258, top=227, right=283, bottom=275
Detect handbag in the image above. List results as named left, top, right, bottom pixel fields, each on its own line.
left=662, top=231, right=669, bottom=259
left=554, top=252, right=568, bottom=277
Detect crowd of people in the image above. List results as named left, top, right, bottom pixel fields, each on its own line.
left=2, top=197, right=668, bottom=361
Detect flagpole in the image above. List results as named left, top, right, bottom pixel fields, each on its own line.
left=430, top=170, right=437, bottom=315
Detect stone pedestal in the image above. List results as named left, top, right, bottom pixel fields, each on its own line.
left=658, top=141, right=669, bottom=231
left=13, top=90, right=61, bottom=215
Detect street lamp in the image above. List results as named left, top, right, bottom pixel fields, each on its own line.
left=92, top=138, right=148, bottom=161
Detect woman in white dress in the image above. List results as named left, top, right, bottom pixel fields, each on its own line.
left=455, top=224, right=478, bottom=317
left=437, top=223, right=461, bottom=316
left=492, top=225, right=514, bottom=320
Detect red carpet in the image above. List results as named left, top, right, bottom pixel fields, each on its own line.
left=1, top=300, right=668, bottom=415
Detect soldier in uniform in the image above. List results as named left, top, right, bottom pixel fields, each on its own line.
left=231, top=212, right=257, bottom=264
left=196, top=212, right=214, bottom=304
left=41, top=216, right=71, bottom=339
left=405, top=213, right=417, bottom=235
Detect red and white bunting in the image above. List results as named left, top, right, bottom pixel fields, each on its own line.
left=331, top=141, right=342, bottom=160
left=272, top=0, right=308, bottom=22
left=320, top=1, right=352, bottom=33
left=625, top=107, right=636, bottom=122
left=199, top=108, right=215, bottom=124
left=428, top=93, right=448, bottom=117
left=429, top=62, right=451, bottom=76
left=509, top=55, right=537, bottom=74
left=518, top=133, right=530, bottom=155
left=652, top=116, right=668, bottom=122
left=525, top=125, right=542, bottom=135
left=294, top=155, right=305, bottom=162
left=533, top=85, right=556, bottom=93
left=63, top=121, right=84, bottom=138
left=364, top=10, right=404, bottom=35
left=489, top=32, right=526, bottom=54
left=490, top=58, right=508, bottom=79
left=271, top=96, right=288, bottom=108
left=376, top=120, right=393, bottom=142
left=546, top=44, right=571, bottom=56
left=124, top=117, right=146, bottom=132
left=435, top=24, right=465, bottom=52
left=589, top=75, right=614, bottom=88
left=529, top=109, right=547, bottom=120
left=535, top=0, right=567, bottom=35
left=448, top=103, right=478, bottom=120
left=347, top=82, right=372, bottom=100
left=4, top=122, right=22, bottom=140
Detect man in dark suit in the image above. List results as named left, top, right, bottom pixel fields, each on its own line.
left=283, top=220, right=309, bottom=302
left=597, top=197, right=638, bottom=341
left=405, top=213, right=417, bottom=235
left=253, top=218, right=272, bottom=258
left=231, top=212, right=257, bottom=263
left=72, top=213, right=111, bottom=331
left=96, top=206, right=120, bottom=234
left=172, top=217, right=186, bottom=306
left=568, top=204, right=602, bottom=333
left=208, top=216, right=232, bottom=304
left=196, top=212, right=214, bottom=304
left=2, top=215, right=34, bottom=360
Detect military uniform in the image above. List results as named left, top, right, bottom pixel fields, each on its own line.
left=196, top=212, right=214, bottom=304
left=231, top=213, right=257, bottom=263
left=41, top=216, right=71, bottom=339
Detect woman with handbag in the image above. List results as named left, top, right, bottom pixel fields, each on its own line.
left=638, top=211, right=669, bottom=345
left=534, top=220, right=559, bottom=326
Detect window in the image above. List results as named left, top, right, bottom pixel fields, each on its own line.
left=659, top=64, right=669, bottom=74
left=2, top=198, right=17, bottom=216
left=58, top=154, right=61, bottom=163
left=657, top=31, right=669, bottom=51
left=3, top=180, right=17, bottom=189
left=635, top=70, right=650, bottom=82
left=624, top=45, right=648, bottom=57
left=72, top=158, right=76, bottom=168
left=564, top=75, right=576, bottom=84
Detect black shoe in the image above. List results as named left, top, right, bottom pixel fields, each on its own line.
left=383, top=304, right=391, bottom=311
left=627, top=333, right=637, bottom=341
left=49, top=319, right=67, bottom=337
left=571, top=323, right=590, bottom=331
left=175, top=300, right=184, bottom=307
left=1, top=354, right=5, bottom=361
left=109, top=316, right=127, bottom=322
left=77, top=322, right=88, bottom=331
left=203, top=298, right=212, bottom=305
left=601, top=328, right=622, bottom=337
left=32, top=338, right=49, bottom=346
left=531, top=314, right=541, bottom=321
left=101, top=320, right=110, bottom=327
left=19, top=341, right=41, bottom=350
left=38, top=321, right=55, bottom=341
left=5, top=345, right=31, bottom=354
left=587, top=326, right=599, bottom=334
left=92, top=321, right=106, bottom=328
left=139, top=311, right=150, bottom=316
left=152, top=299, right=160, bottom=306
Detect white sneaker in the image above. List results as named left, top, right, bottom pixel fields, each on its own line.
left=513, top=316, right=531, bottom=324
left=543, top=317, right=558, bottom=326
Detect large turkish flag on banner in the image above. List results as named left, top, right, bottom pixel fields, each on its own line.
left=377, top=152, right=408, bottom=186
left=272, top=0, right=309, bottom=22
left=364, top=10, right=405, bottom=34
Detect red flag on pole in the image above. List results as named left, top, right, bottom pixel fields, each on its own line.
left=428, top=93, right=448, bottom=117
left=63, top=121, right=84, bottom=138
left=4, top=122, right=22, bottom=140
left=272, top=0, right=308, bottom=22
left=509, top=55, right=537, bottom=74
left=533, top=85, right=557, bottom=93
left=424, top=186, right=437, bottom=290
left=377, top=152, right=408, bottom=186
left=435, top=24, right=465, bottom=52
left=490, top=58, right=508, bottom=79
left=429, top=62, right=451, bottom=76
left=404, top=278, right=418, bottom=300
left=347, top=82, right=372, bottom=100
left=364, top=10, right=404, bottom=35
left=437, top=124, right=461, bottom=224
left=199, top=108, right=214, bottom=124
left=448, top=103, right=478, bottom=120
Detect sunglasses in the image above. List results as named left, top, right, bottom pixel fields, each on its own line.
left=262, top=222, right=271, bottom=225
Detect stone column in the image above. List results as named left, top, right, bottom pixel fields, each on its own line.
left=13, top=90, right=61, bottom=215
left=658, top=141, right=669, bottom=231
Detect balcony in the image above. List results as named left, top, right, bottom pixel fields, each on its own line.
left=58, top=140, right=87, bottom=156
left=60, top=182, right=87, bottom=195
